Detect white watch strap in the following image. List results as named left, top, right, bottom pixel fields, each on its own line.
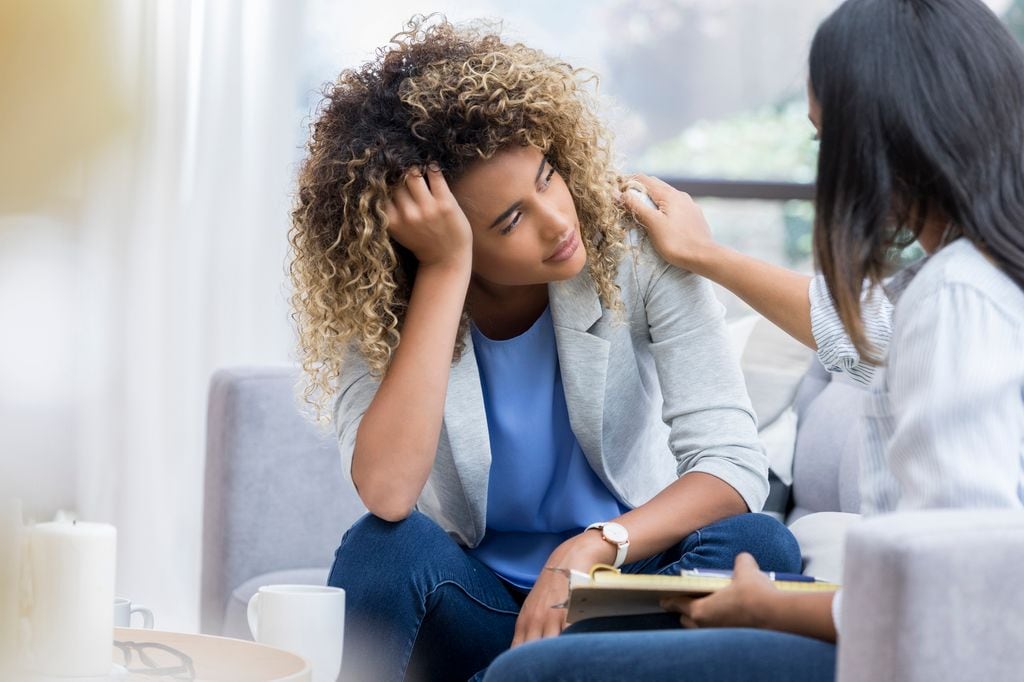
left=611, top=540, right=628, bottom=569
left=585, top=522, right=630, bottom=568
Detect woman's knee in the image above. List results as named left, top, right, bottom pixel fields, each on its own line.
left=704, top=513, right=802, bottom=573
left=329, top=511, right=453, bottom=585
left=341, top=509, right=445, bottom=547
left=737, top=513, right=801, bottom=573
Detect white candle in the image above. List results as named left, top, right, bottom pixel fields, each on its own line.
left=0, top=499, right=23, bottom=674
left=22, top=520, right=116, bottom=677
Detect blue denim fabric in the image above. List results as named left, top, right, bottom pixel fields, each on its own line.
left=482, top=628, right=836, bottom=682
left=620, top=511, right=801, bottom=576
left=327, top=511, right=800, bottom=682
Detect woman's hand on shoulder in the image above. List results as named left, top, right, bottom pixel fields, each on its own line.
left=621, top=174, right=720, bottom=275
left=384, top=165, right=473, bottom=270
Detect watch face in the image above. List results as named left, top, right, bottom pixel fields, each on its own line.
left=603, top=522, right=628, bottom=544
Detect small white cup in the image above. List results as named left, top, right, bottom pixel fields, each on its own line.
left=113, top=597, right=154, bottom=629
left=247, top=584, right=344, bottom=682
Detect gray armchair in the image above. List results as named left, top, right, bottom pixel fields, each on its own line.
left=838, top=510, right=1024, bottom=682
left=200, top=366, right=366, bottom=638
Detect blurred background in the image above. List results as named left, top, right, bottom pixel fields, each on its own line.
left=2, top=0, right=1017, bottom=632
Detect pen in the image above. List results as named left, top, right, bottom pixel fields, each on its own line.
left=683, top=568, right=823, bottom=583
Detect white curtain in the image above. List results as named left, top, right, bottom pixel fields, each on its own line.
left=71, top=0, right=303, bottom=631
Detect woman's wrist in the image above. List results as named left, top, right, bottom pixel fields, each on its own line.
left=554, top=530, right=617, bottom=571
left=413, top=254, right=472, bottom=298
left=418, top=248, right=473, bottom=276
left=748, top=585, right=789, bottom=630
left=681, top=240, right=730, bottom=278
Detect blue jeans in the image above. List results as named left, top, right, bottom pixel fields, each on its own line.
left=482, top=628, right=836, bottom=682
left=328, top=511, right=800, bottom=682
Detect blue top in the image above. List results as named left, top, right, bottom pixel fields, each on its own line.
left=467, top=306, right=629, bottom=589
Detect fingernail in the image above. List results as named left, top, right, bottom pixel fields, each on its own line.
left=428, top=162, right=440, bottom=172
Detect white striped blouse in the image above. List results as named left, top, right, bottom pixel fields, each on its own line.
left=808, top=238, right=1024, bottom=515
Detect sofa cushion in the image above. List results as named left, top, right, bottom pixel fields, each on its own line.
left=727, top=315, right=814, bottom=518
left=789, top=363, right=866, bottom=521
left=787, top=511, right=860, bottom=582
left=737, top=316, right=815, bottom=428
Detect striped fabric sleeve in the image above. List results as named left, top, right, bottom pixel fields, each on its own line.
left=808, top=275, right=894, bottom=386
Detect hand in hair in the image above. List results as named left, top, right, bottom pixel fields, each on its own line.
left=384, top=165, right=473, bottom=269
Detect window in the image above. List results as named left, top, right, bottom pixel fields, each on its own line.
left=300, top=0, right=1014, bottom=279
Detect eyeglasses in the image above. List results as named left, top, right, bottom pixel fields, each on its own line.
left=113, top=640, right=196, bottom=680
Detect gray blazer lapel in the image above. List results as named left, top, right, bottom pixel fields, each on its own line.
left=549, top=270, right=610, bottom=470
left=442, top=334, right=491, bottom=542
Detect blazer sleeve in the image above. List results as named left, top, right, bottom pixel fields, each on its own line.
left=639, top=245, right=769, bottom=512
left=332, top=350, right=381, bottom=490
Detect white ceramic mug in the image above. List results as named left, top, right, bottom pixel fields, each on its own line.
left=113, top=597, right=154, bottom=629
left=247, top=585, right=344, bottom=682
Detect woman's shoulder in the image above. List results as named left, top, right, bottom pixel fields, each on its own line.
left=613, top=227, right=699, bottom=295
left=900, top=239, right=1024, bottom=325
left=607, top=227, right=720, bottom=328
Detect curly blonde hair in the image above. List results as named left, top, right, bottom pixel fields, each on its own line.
left=289, top=15, right=631, bottom=418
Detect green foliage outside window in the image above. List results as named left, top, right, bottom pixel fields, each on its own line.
left=637, top=97, right=820, bottom=264
left=637, top=97, right=818, bottom=182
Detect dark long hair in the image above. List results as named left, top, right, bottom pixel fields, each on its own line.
left=810, top=0, right=1024, bottom=359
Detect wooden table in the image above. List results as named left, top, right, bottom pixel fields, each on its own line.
left=112, top=628, right=310, bottom=681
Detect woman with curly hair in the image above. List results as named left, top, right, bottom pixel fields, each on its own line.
left=290, top=16, right=799, bottom=682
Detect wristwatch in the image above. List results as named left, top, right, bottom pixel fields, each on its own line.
left=584, top=521, right=630, bottom=568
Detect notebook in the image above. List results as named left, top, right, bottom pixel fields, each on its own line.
left=564, top=563, right=840, bottom=623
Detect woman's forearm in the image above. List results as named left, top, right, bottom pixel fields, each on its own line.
left=688, top=244, right=816, bottom=350
left=571, top=473, right=749, bottom=568
left=618, top=472, right=748, bottom=559
left=760, top=591, right=838, bottom=643
left=351, top=258, right=472, bottom=521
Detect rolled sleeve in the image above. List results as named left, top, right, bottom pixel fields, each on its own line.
left=809, top=274, right=893, bottom=386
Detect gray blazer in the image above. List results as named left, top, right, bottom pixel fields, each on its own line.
left=334, top=238, right=768, bottom=546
